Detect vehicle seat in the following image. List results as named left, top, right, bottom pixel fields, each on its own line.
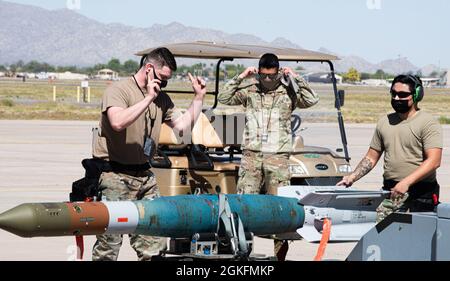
left=192, top=112, right=225, bottom=148
left=158, top=112, right=245, bottom=148
left=158, top=123, right=182, bottom=145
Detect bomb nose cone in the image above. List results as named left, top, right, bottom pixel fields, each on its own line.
left=0, top=204, right=38, bottom=237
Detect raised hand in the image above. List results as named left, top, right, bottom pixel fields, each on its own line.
left=281, top=67, right=299, bottom=78
left=238, top=67, right=258, bottom=79
left=188, top=72, right=206, bottom=97
left=146, top=70, right=161, bottom=98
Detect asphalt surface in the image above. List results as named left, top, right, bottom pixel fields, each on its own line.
left=0, top=120, right=448, bottom=261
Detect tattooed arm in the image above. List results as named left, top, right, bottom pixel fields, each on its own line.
left=337, top=148, right=382, bottom=187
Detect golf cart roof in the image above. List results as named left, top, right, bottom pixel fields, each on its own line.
left=135, top=41, right=339, bottom=61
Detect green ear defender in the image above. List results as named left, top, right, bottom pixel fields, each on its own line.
left=407, top=75, right=424, bottom=103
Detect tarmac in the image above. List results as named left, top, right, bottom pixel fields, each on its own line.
left=0, top=120, right=448, bottom=261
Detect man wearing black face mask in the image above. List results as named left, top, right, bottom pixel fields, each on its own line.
left=218, top=53, right=318, bottom=260
left=337, top=75, right=443, bottom=222
left=90, top=47, right=206, bottom=260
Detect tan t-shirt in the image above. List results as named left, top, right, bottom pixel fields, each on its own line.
left=370, top=110, right=443, bottom=182
left=92, top=77, right=182, bottom=165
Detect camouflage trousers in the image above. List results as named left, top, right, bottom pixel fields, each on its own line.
left=92, top=170, right=166, bottom=261
left=376, top=193, right=409, bottom=223
left=237, top=150, right=290, bottom=195
left=237, top=150, right=290, bottom=261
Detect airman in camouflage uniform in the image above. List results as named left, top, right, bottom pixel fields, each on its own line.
left=91, top=47, right=207, bottom=261
left=218, top=53, right=319, bottom=260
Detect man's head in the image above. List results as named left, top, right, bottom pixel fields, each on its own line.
left=390, top=74, right=424, bottom=114
left=141, top=47, right=177, bottom=87
left=258, top=53, right=281, bottom=92
left=259, top=53, right=279, bottom=74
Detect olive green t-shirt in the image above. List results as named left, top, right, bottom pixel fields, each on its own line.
left=370, top=110, right=443, bottom=182
left=92, top=77, right=181, bottom=165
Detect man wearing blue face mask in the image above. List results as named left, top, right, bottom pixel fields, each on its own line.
left=218, top=53, right=319, bottom=260
left=337, top=75, right=443, bottom=222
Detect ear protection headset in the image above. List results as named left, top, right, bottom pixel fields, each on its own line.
left=390, top=74, right=424, bottom=103
left=407, top=75, right=424, bottom=103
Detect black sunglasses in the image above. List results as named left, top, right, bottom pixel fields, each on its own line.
left=391, top=90, right=412, bottom=99
left=257, top=73, right=279, bottom=80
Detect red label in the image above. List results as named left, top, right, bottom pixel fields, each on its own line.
left=117, top=217, right=128, bottom=223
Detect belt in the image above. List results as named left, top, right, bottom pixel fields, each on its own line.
left=383, top=179, right=439, bottom=200
left=109, top=161, right=150, bottom=173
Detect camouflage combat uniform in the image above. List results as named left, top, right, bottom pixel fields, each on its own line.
left=218, top=75, right=318, bottom=194
left=376, top=193, right=409, bottom=223
left=218, top=75, right=318, bottom=260
left=92, top=170, right=165, bottom=261
left=237, top=150, right=290, bottom=195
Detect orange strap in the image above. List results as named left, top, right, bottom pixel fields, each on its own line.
left=74, top=197, right=94, bottom=260
left=313, top=218, right=332, bottom=261
left=75, top=235, right=84, bottom=260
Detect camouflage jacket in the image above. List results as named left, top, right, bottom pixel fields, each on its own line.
left=218, top=75, right=318, bottom=153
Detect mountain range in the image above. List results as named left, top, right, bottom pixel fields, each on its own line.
left=0, top=0, right=440, bottom=75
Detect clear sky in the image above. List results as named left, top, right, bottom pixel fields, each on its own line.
left=6, top=0, right=450, bottom=68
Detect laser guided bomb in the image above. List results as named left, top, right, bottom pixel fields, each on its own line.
left=277, top=186, right=390, bottom=242
left=0, top=193, right=309, bottom=258
left=0, top=187, right=387, bottom=252
left=0, top=194, right=305, bottom=238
